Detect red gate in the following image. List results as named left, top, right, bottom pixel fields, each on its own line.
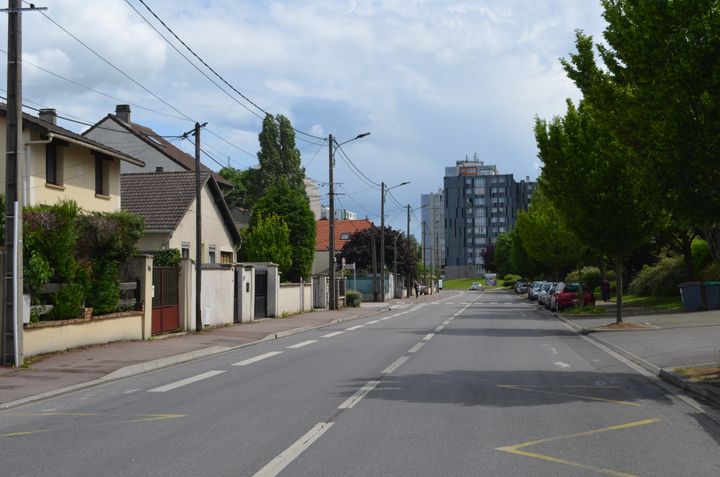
left=152, top=267, right=179, bottom=334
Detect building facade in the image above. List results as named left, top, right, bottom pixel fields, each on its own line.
left=420, top=190, right=445, bottom=277
left=443, top=159, right=536, bottom=279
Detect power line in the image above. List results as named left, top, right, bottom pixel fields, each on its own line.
left=335, top=144, right=381, bottom=189
left=131, top=0, right=326, bottom=142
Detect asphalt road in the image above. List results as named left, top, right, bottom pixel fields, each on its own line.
left=2, top=290, right=720, bottom=476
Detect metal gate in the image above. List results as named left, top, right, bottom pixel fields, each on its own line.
left=254, top=270, right=268, bottom=318
left=152, top=267, right=179, bottom=334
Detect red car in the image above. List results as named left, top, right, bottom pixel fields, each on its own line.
left=550, top=283, right=595, bottom=312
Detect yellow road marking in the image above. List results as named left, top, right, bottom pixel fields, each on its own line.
left=125, top=414, right=185, bottom=423
left=497, top=384, right=640, bottom=407
left=496, top=418, right=660, bottom=477
left=1, top=429, right=50, bottom=438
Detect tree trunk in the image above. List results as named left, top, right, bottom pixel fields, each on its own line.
left=703, top=225, right=720, bottom=262
left=615, top=262, right=623, bottom=324
left=682, top=233, right=693, bottom=282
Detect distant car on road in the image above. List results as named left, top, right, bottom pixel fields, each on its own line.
left=417, top=285, right=429, bottom=295
left=469, top=282, right=483, bottom=291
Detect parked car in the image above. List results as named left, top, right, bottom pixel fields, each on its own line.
left=528, top=281, right=544, bottom=301
left=538, top=282, right=557, bottom=308
left=418, top=285, right=429, bottom=295
left=514, top=281, right=528, bottom=294
left=469, top=282, right=483, bottom=291
left=550, top=283, right=595, bottom=312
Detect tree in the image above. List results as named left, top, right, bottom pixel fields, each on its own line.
left=513, top=190, right=587, bottom=280
left=509, top=227, right=543, bottom=280
left=242, top=213, right=292, bottom=275
left=257, top=114, right=305, bottom=193
left=535, top=98, right=656, bottom=323
left=493, top=232, right=513, bottom=277
left=252, top=180, right=315, bottom=282
left=481, top=244, right=495, bottom=274
left=596, top=0, right=720, bottom=259
left=339, top=226, right=417, bottom=280
left=219, top=166, right=263, bottom=210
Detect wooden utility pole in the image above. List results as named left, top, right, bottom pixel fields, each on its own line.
left=1, top=1, right=46, bottom=367
left=193, top=122, right=206, bottom=331
left=328, top=134, right=335, bottom=310
left=380, top=182, right=385, bottom=302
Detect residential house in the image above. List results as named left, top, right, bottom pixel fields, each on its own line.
left=0, top=105, right=144, bottom=211
left=313, top=218, right=373, bottom=274
left=83, top=104, right=230, bottom=188
left=120, top=171, right=240, bottom=263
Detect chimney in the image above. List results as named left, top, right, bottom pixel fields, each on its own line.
left=156, top=166, right=164, bottom=173
left=38, top=108, right=57, bottom=125
left=116, top=104, right=131, bottom=124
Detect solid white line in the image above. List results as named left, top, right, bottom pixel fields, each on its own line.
left=321, top=331, right=344, bottom=338
left=422, top=333, right=435, bottom=341
left=338, top=380, right=380, bottom=409
left=408, top=342, right=425, bottom=354
left=366, top=320, right=379, bottom=324
left=232, top=351, right=283, bottom=366
left=382, top=356, right=409, bottom=374
left=379, top=316, right=391, bottom=321
left=345, top=325, right=364, bottom=331
left=252, top=422, right=333, bottom=477
left=434, top=325, right=445, bottom=332
left=287, top=340, right=317, bottom=349
left=148, top=370, right=225, bottom=393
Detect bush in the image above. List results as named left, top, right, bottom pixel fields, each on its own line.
left=153, top=249, right=182, bottom=267
left=698, top=260, right=720, bottom=281
left=87, top=260, right=120, bottom=315
left=692, top=239, right=712, bottom=276
left=51, top=283, right=85, bottom=320
left=346, top=290, right=362, bottom=307
left=628, top=256, right=685, bottom=297
left=565, top=266, right=603, bottom=292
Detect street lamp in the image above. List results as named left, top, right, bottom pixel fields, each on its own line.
left=380, top=181, right=410, bottom=302
left=328, top=132, right=370, bottom=310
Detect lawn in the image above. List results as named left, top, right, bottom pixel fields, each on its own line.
left=442, top=277, right=512, bottom=290
left=619, top=294, right=683, bottom=311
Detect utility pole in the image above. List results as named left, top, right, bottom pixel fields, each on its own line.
left=422, top=221, right=427, bottom=287
left=393, top=234, right=398, bottom=298
left=407, top=204, right=411, bottom=297
left=2, top=1, right=45, bottom=367
left=192, top=121, right=207, bottom=332
left=328, top=134, right=335, bottom=310
left=380, top=182, right=385, bottom=302
left=371, top=232, right=377, bottom=301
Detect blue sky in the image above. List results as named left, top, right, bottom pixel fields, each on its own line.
left=2, top=0, right=606, bottom=235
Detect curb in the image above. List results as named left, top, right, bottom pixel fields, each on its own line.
left=551, top=311, right=720, bottom=409
left=0, top=304, right=393, bottom=410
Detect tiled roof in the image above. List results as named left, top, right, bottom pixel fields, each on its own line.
left=121, top=171, right=210, bottom=231
left=316, top=219, right=374, bottom=251
left=86, top=114, right=231, bottom=187
left=0, top=104, right=143, bottom=166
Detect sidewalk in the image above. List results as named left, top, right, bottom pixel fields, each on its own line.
left=0, top=293, right=440, bottom=408
left=552, top=302, right=720, bottom=408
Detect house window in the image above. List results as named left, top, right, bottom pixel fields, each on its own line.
left=340, top=233, right=350, bottom=240
left=95, top=154, right=110, bottom=196
left=46, top=142, right=63, bottom=186
left=220, top=251, right=233, bottom=264
left=181, top=242, right=190, bottom=259
left=209, top=245, right=216, bottom=264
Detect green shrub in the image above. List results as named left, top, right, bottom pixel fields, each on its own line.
left=153, top=249, right=182, bottom=267
left=51, top=283, right=85, bottom=320
left=346, top=290, right=362, bottom=307
left=87, top=260, right=120, bottom=315
left=628, top=256, right=685, bottom=297
left=698, top=260, right=720, bottom=281
left=25, top=252, right=53, bottom=304
left=565, top=266, right=603, bottom=292
left=692, top=239, right=712, bottom=276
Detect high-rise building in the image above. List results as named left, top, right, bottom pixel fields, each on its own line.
left=421, top=190, right=445, bottom=276
left=443, top=159, right=536, bottom=279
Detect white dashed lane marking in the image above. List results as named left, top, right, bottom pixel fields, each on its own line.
left=287, top=340, right=317, bottom=349
left=148, top=370, right=225, bottom=393
left=232, top=351, right=283, bottom=367
left=321, top=331, right=344, bottom=338
left=338, top=381, right=380, bottom=409
left=345, top=325, right=364, bottom=331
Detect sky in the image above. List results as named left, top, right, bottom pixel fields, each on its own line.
left=1, top=0, right=606, bottom=236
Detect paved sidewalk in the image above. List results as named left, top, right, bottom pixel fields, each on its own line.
left=0, top=292, right=444, bottom=408
left=551, top=302, right=720, bottom=408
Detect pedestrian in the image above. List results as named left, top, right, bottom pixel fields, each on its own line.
left=414, top=281, right=419, bottom=298
left=601, top=277, right=610, bottom=302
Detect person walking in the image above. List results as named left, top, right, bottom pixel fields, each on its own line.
left=414, top=281, right=419, bottom=298
left=601, top=277, right=611, bottom=302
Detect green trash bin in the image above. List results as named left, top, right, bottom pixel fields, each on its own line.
left=678, top=282, right=702, bottom=312
left=703, top=281, right=720, bottom=310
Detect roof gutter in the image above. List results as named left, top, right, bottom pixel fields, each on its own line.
left=46, top=132, right=145, bottom=167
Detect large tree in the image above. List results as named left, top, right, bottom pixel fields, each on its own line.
left=536, top=99, right=656, bottom=323
left=339, top=226, right=417, bottom=280
left=251, top=180, right=316, bottom=282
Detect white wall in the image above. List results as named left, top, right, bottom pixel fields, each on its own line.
left=199, top=267, right=235, bottom=327
left=277, top=281, right=313, bottom=316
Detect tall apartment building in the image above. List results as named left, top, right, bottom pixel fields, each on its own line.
left=443, top=159, right=536, bottom=279
left=420, top=190, right=445, bottom=275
